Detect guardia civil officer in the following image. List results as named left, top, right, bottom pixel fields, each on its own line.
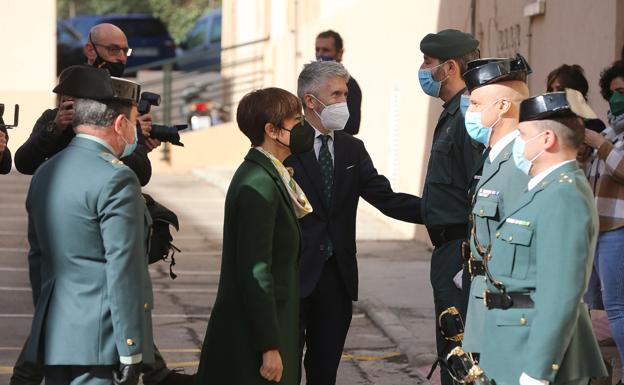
left=479, top=90, right=608, bottom=385
left=418, top=29, right=483, bottom=385
left=23, top=65, right=154, bottom=385
left=461, top=55, right=531, bottom=354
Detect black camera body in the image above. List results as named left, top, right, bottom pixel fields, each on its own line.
left=138, top=92, right=186, bottom=147
left=0, top=104, right=19, bottom=130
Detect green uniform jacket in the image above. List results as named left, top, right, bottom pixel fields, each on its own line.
left=195, top=149, right=301, bottom=385
left=480, top=161, right=607, bottom=384
left=25, top=136, right=154, bottom=365
left=422, top=89, right=483, bottom=229
left=464, top=139, right=529, bottom=352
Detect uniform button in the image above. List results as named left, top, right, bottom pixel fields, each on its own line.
left=479, top=209, right=484, bottom=215
left=551, top=364, right=559, bottom=371
left=495, top=231, right=500, bottom=238
left=144, top=303, right=150, bottom=310
left=520, top=317, right=527, bottom=326
left=126, top=338, right=135, bottom=346
left=507, top=236, right=513, bottom=241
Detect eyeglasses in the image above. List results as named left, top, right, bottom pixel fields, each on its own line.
left=92, top=42, right=132, bottom=57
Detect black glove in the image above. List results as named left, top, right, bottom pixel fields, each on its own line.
left=113, top=362, right=142, bottom=385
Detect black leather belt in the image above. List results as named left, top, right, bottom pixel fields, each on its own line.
left=484, top=291, right=534, bottom=309
left=428, top=224, right=468, bottom=248
left=468, top=258, right=485, bottom=277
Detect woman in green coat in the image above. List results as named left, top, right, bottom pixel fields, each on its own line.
left=195, top=87, right=315, bottom=384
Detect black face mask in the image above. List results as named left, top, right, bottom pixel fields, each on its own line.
left=89, top=35, right=126, bottom=77
left=278, top=121, right=315, bottom=155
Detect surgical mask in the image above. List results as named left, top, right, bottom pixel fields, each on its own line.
left=120, top=119, right=138, bottom=158
left=309, top=95, right=350, bottom=131
left=278, top=121, right=315, bottom=155
left=460, top=94, right=470, bottom=117
left=316, top=55, right=335, bottom=62
left=90, top=35, right=126, bottom=77
left=512, top=131, right=546, bottom=175
left=609, top=91, right=624, bottom=117
left=464, top=98, right=502, bottom=146
left=418, top=61, right=449, bottom=97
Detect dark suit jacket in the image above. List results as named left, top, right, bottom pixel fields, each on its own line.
left=285, top=128, right=421, bottom=301
left=14, top=108, right=152, bottom=186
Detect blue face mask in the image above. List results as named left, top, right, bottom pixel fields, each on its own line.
left=460, top=94, right=470, bottom=117
left=512, top=131, right=546, bottom=175
left=120, top=119, right=138, bottom=158
left=464, top=99, right=501, bottom=146
left=418, top=61, right=448, bottom=97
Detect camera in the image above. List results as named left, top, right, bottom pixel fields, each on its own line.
left=0, top=104, right=19, bottom=130
left=138, top=92, right=186, bottom=147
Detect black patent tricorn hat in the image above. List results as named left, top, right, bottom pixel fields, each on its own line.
left=53, top=65, right=140, bottom=105
left=463, top=54, right=532, bottom=92
left=519, top=89, right=597, bottom=122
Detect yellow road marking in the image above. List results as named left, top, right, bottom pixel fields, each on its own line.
left=0, top=366, right=13, bottom=375
left=0, top=347, right=21, bottom=351
left=158, top=348, right=201, bottom=353
left=167, top=361, right=200, bottom=367
left=341, top=352, right=402, bottom=361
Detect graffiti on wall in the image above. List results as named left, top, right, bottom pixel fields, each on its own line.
left=496, top=24, right=521, bottom=56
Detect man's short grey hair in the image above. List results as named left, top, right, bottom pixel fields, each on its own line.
left=73, top=98, right=120, bottom=131
left=297, top=61, right=350, bottom=101
left=533, top=117, right=584, bottom=149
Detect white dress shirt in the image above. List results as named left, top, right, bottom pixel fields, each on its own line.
left=311, top=123, right=335, bottom=165
left=489, top=130, right=519, bottom=162
left=528, top=160, right=575, bottom=191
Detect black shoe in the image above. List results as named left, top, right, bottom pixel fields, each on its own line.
left=157, top=370, right=196, bottom=385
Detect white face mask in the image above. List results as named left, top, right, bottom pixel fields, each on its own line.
left=309, top=94, right=350, bottom=131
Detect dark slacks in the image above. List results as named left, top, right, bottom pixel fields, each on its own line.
left=430, top=239, right=469, bottom=385
left=10, top=338, right=170, bottom=385
left=43, top=365, right=115, bottom=385
left=299, top=257, right=353, bottom=385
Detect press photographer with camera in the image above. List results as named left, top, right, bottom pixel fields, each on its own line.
left=14, top=23, right=158, bottom=185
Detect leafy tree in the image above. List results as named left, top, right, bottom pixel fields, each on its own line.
left=57, top=0, right=221, bottom=42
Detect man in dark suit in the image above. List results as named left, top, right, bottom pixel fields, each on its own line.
left=315, top=30, right=362, bottom=135
left=285, top=60, right=422, bottom=385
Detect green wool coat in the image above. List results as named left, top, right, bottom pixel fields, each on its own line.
left=479, top=161, right=608, bottom=384
left=195, top=149, right=301, bottom=385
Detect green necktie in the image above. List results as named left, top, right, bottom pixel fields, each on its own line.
left=318, top=135, right=334, bottom=257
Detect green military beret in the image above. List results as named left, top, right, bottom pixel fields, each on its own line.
left=53, top=65, right=140, bottom=105
left=420, top=29, right=480, bottom=58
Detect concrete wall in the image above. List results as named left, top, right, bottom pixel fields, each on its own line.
left=466, top=0, right=623, bottom=119
left=1, top=0, right=57, bottom=151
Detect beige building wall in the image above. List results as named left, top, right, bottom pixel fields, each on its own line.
left=1, top=0, right=57, bottom=151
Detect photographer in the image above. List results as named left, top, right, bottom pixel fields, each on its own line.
left=14, top=23, right=159, bottom=185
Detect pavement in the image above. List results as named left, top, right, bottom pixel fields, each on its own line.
left=0, top=169, right=438, bottom=384
left=3, top=166, right=622, bottom=385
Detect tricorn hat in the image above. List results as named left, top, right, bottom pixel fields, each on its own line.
left=53, top=65, right=140, bottom=105
left=463, top=54, right=532, bottom=92
left=519, top=89, right=597, bottom=122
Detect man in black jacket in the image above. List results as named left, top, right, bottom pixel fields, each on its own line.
left=286, top=60, right=421, bottom=385
left=14, top=23, right=158, bottom=185
left=315, top=30, right=362, bottom=136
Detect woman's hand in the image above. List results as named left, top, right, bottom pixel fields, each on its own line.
left=260, top=349, right=283, bottom=382
left=585, top=129, right=607, bottom=149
